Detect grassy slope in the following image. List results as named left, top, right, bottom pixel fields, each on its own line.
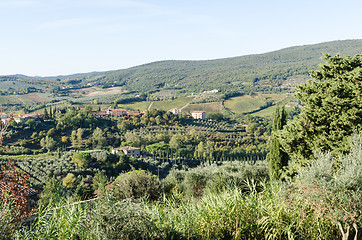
left=251, top=95, right=296, bottom=118
left=224, top=94, right=296, bottom=118
left=182, top=102, right=223, bottom=113
left=224, top=95, right=265, bottom=114
left=0, top=95, right=33, bottom=105
left=150, top=97, right=193, bottom=111
left=117, top=101, right=151, bottom=111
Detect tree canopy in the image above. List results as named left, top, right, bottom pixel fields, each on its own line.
left=279, top=54, right=362, bottom=165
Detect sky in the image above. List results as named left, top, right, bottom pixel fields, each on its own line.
left=1, top=0, right=362, bottom=76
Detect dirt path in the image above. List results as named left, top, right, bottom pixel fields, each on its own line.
left=180, top=102, right=190, bottom=110
left=275, top=95, right=288, bottom=104
left=148, top=101, right=154, bottom=110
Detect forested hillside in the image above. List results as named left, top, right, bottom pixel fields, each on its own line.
left=96, top=39, right=362, bottom=92
left=2, top=39, right=362, bottom=95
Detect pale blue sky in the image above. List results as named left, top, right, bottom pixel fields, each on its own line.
left=1, top=0, right=362, bottom=76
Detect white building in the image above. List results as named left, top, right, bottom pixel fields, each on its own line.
left=169, top=108, right=182, bottom=115
left=112, top=146, right=141, bottom=157
left=191, top=111, right=206, bottom=119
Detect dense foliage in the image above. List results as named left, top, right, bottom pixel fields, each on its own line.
left=2, top=136, right=359, bottom=239
left=279, top=54, right=362, bottom=165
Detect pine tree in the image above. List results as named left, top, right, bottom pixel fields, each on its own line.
left=279, top=54, right=362, bottom=165
left=269, top=106, right=288, bottom=180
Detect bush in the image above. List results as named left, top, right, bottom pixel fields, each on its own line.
left=62, top=173, right=76, bottom=189
left=163, top=162, right=269, bottom=198
left=110, top=170, right=162, bottom=201
left=72, top=152, right=92, bottom=168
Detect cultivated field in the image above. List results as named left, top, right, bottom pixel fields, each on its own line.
left=224, top=95, right=265, bottom=114
left=85, top=87, right=126, bottom=97
left=20, top=93, right=49, bottom=103
left=182, top=102, right=223, bottom=113
left=150, top=97, right=193, bottom=110
left=117, top=101, right=151, bottom=111
left=0, top=95, right=33, bottom=105
left=66, top=86, right=126, bottom=97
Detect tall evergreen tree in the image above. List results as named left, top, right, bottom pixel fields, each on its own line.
left=43, top=108, right=49, bottom=119
left=269, top=106, right=288, bottom=180
left=279, top=54, right=362, bottom=166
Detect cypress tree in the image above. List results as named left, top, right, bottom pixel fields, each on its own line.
left=43, top=108, right=49, bottom=119
left=269, top=105, right=288, bottom=180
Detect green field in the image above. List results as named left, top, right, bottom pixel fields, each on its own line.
left=224, top=94, right=293, bottom=116
left=0, top=80, right=34, bottom=90
left=116, top=97, right=193, bottom=111
left=117, top=101, right=151, bottom=111
left=251, top=95, right=297, bottom=118
left=258, top=93, right=286, bottom=102
left=224, top=95, right=265, bottom=114
left=182, top=102, right=223, bottom=113
left=150, top=97, right=193, bottom=111
left=0, top=95, right=33, bottom=105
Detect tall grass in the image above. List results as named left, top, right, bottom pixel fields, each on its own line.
left=16, top=200, right=89, bottom=240
left=0, top=202, right=15, bottom=240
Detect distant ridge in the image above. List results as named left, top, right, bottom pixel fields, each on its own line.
left=1, top=39, right=362, bottom=93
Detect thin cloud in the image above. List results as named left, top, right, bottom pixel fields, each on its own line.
left=39, top=18, right=104, bottom=29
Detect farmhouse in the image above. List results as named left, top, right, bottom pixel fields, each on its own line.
left=11, top=113, right=43, bottom=123
left=91, top=109, right=143, bottom=118
left=107, top=109, right=127, bottom=117
left=191, top=111, right=206, bottom=119
left=112, top=146, right=141, bottom=157
left=91, top=111, right=108, bottom=118
left=169, top=108, right=182, bottom=115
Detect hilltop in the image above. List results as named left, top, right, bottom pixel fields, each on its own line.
left=1, top=39, right=362, bottom=115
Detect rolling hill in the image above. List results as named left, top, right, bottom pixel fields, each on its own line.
left=1, top=39, right=362, bottom=113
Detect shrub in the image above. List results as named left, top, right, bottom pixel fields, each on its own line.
left=39, top=176, right=67, bottom=207
left=110, top=170, right=162, bottom=201
left=290, top=133, right=362, bottom=239
left=62, top=173, right=76, bottom=189
left=72, top=152, right=92, bottom=168
left=163, top=162, right=269, bottom=198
